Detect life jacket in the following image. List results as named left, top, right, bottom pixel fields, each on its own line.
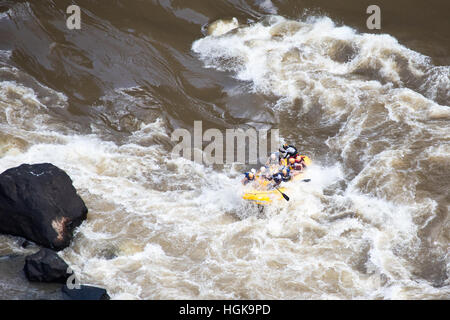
left=295, top=155, right=307, bottom=168
left=272, top=173, right=282, bottom=185
left=280, top=167, right=291, bottom=182
left=280, top=145, right=298, bottom=158
left=285, top=146, right=297, bottom=156
left=244, top=172, right=255, bottom=180
left=288, top=156, right=297, bottom=165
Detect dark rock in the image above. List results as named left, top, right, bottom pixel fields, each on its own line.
left=0, top=253, right=64, bottom=299
left=62, top=285, right=110, bottom=300
left=24, top=248, right=70, bottom=283
left=0, top=163, right=88, bottom=251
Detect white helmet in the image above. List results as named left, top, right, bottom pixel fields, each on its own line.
left=260, top=166, right=266, bottom=173
left=270, top=153, right=276, bottom=161
left=251, top=168, right=256, bottom=174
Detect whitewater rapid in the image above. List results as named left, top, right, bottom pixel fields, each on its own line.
left=0, top=12, right=449, bottom=299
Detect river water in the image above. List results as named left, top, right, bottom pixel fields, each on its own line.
left=0, top=0, right=448, bottom=299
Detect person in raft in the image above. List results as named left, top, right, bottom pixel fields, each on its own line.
left=267, top=172, right=283, bottom=188
left=266, top=152, right=282, bottom=167
left=288, top=156, right=307, bottom=175
left=242, top=168, right=256, bottom=185
left=288, top=157, right=301, bottom=176
left=295, top=155, right=307, bottom=169
left=265, top=167, right=292, bottom=188
left=258, top=166, right=271, bottom=179
left=280, top=167, right=292, bottom=182
left=279, top=143, right=299, bottom=160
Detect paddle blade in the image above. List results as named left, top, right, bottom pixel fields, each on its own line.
left=275, top=187, right=290, bottom=201
left=302, top=179, right=311, bottom=182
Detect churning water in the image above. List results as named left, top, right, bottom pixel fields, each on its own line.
left=0, top=0, right=448, bottom=299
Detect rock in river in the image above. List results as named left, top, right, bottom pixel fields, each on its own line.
left=62, top=285, right=111, bottom=300
left=23, top=248, right=70, bottom=283
left=0, top=163, right=88, bottom=251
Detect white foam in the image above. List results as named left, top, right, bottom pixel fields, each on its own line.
left=207, top=18, right=239, bottom=36
left=258, top=0, right=278, bottom=14
left=193, top=15, right=447, bottom=117
left=192, top=15, right=449, bottom=299
left=0, top=13, right=448, bottom=299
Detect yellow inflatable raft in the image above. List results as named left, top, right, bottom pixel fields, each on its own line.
left=242, top=155, right=311, bottom=205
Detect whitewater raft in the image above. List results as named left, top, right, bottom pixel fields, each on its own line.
left=242, top=156, right=312, bottom=205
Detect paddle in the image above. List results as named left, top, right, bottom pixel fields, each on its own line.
left=275, top=187, right=290, bottom=201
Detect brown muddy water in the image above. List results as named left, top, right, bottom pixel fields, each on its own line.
left=0, top=0, right=448, bottom=299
